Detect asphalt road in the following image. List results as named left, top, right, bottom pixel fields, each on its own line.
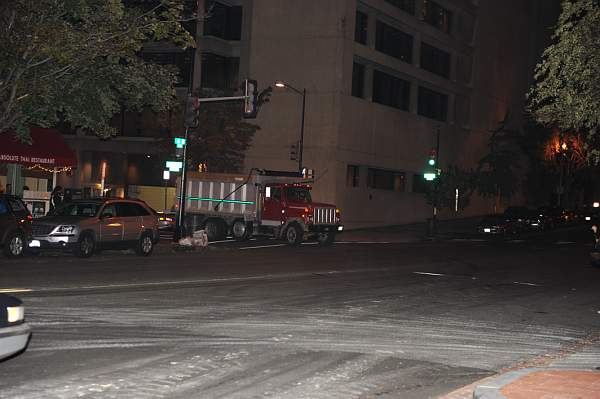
left=0, top=226, right=599, bottom=399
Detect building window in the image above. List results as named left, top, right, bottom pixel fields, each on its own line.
left=200, top=53, right=240, bottom=90
left=384, top=0, right=415, bottom=15
left=421, top=0, right=452, bottom=33
left=346, top=165, right=360, bottom=187
left=418, top=86, right=448, bottom=121
left=375, top=21, right=413, bottom=63
left=204, top=1, right=242, bottom=40
left=352, top=62, right=365, bottom=98
left=141, top=51, right=194, bottom=88
left=355, top=11, right=368, bottom=44
left=367, top=169, right=406, bottom=191
left=420, top=42, right=451, bottom=78
left=373, top=70, right=410, bottom=111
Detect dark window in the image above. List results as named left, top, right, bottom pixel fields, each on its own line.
left=7, top=198, right=26, bottom=212
left=352, top=62, right=365, bottom=98
left=375, top=21, right=413, bottom=63
left=200, top=53, right=240, bottom=90
left=355, top=11, right=368, bottom=44
left=412, top=173, right=430, bottom=193
left=117, top=203, right=150, bottom=217
left=384, top=0, right=415, bottom=15
left=268, top=187, right=281, bottom=201
left=141, top=51, right=194, bottom=88
left=420, top=42, right=451, bottom=78
left=367, top=169, right=406, bottom=191
left=101, top=204, right=117, bottom=218
left=204, top=1, right=242, bottom=40
left=346, top=165, right=360, bottom=187
left=418, top=86, right=448, bottom=121
left=421, top=0, right=452, bottom=33
left=373, top=70, right=411, bottom=111
left=0, top=198, right=8, bottom=215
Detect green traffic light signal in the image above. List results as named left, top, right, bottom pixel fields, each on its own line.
left=428, top=159, right=435, bottom=166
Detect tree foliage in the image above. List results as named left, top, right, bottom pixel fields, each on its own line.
left=528, top=0, right=600, bottom=163
left=0, top=0, right=195, bottom=140
left=186, top=89, right=260, bottom=173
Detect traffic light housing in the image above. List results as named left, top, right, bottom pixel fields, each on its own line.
left=428, top=148, right=437, bottom=166
left=184, top=96, right=200, bottom=128
left=424, top=148, right=439, bottom=181
left=290, top=143, right=297, bottom=160
left=243, top=79, right=258, bottom=119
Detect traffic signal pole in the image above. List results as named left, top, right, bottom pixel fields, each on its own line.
left=174, top=126, right=190, bottom=241
left=431, top=127, right=441, bottom=236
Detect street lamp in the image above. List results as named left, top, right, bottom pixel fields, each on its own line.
left=274, top=80, right=306, bottom=171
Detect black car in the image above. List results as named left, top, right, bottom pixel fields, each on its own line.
left=0, top=194, right=33, bottom=257
left=477, top=214, right=521, bottom=235
left=0, top=294, right=31, bottom=361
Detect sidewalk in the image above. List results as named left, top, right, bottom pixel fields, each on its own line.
left=441, top=340, right=600, bottom=399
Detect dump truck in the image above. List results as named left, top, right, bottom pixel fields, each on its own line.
left=177, top=169, right=342, bottom=244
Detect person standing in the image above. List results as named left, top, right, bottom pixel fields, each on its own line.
left=49, top=185, right=63, bottom=214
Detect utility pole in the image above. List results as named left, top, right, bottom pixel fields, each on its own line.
left=431, top=127, right=441, bottom=236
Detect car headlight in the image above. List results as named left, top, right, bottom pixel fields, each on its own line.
left=54, top=225, right=76, bottom=234
left=7, top=305, right=24, bottom=323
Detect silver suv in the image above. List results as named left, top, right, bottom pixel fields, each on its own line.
left=29, top=199, right=159, bottom=257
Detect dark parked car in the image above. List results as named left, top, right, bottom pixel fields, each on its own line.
left=477, top=214, right=521, bottom=235
left=0, top=194, right=32, bottom=257
left=29, top=198, right=159, bottom=257
left=0, top=294, right=31, bottom=361
left=156, top=211, right=177, bottom=231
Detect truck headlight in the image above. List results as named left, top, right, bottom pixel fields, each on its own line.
left=7, top=305, right=24, bottom=323
left=55, top=225, right=76, bottom=235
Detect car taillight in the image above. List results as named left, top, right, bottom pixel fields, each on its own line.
left=335, top=208, right=341, bottom=222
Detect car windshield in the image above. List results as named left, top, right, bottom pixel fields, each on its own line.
left=284, top=187, right=312, bottom=203
left=54, top=202, right=101, bottom=217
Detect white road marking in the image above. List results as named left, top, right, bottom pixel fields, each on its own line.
left=413, top=272, right=446, bottom=277
left=513, top=281, right=541, bottom=287
left=210, top=239, right=237, bottom=244
left=0, top=288, right=32, bottom=293
left=335, top=241, right=393, bottom=244
left=301, top=242, right=319, bottom=245
left=239, top=244, right=286, bottom=250
left=555, top=241, right=576, bottom=245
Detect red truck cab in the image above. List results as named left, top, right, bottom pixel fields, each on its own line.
left=262, top=183, right=341, bottom=245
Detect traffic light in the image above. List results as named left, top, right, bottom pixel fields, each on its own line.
left=428, top=148, right=437, bottom=166
left=424, top=148, right=439, bottom=181
left=290, top=143, right=298, bottom=160
left=243, top=79, right=258, bottom=119
left=183, top=96, right=200, bottom=128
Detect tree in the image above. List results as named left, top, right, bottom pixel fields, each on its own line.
left=185, top=89, right=260, bottom=173
left=528, top=0, right=600, bottom=163
left=0, top=0, right=195, bottom=140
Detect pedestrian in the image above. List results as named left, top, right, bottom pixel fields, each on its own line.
left=592, top=225, right=600, bottom=251
left=49, top=185, right=63, bottom=214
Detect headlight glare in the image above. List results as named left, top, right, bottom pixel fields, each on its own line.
left=7, top=305, right=24, bottom=323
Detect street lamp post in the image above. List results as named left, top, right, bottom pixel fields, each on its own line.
left=275, top=81, right=306, bottom=171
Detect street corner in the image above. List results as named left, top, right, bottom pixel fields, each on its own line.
left=473, top=368, right=600, bottom=399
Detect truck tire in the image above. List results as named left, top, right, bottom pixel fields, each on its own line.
left=317, top=231, right=336, bottom=245
left=3, top=231, right=25, bottom=258
left=284, top=223, right=303, bottom=246
left=205, top=219, right=225, bottom=241
left=232, top=220, right=250, bottom=241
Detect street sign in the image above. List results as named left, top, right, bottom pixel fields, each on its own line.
left=174, top=137, right=187, bottom=148
left=165, top=160, right=183, bottom=172
left=163, top=170, right=170, bottom=180
left=424, top=172, right=437, bottom=181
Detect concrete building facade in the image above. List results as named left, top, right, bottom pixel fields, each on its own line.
left=195, top=0, right=559, bottom=228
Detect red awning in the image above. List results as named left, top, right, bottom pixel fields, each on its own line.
left=0, top=127, right=77, bottom=168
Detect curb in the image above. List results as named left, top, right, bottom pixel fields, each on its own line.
left=472, top=369, right=539, bottom=399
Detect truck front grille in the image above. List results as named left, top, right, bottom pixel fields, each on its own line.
left=313, top=207, right=336, bottom=225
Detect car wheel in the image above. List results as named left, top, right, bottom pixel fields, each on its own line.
left=3, top=232, right=25, bottom=258
left=204, top=219, right=225, bottom=241
left=74, top=234, right=95, bottom=258
left=317, top=231, right=336, bottom=245
left=136, top=233, right=154, bottom=256
left=284, top=223, right=303, bottom=246
left=232, top=220, right=250, bottom=241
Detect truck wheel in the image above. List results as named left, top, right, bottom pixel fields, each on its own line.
left=3, top=231, right=25, bottom=258
left=317, top=231, right=336, bottom=245
left=232, top=220, right=250, bottom=241
left=284, top=224, right=303, bottom=246
left=204, top=219, right=224, bottom=241
left=74, top=233, right=95, bottom=258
